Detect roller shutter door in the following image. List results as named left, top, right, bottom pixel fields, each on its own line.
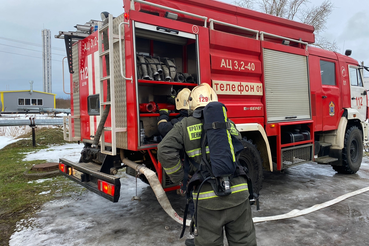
left=263, top=49, right=311, bottom=122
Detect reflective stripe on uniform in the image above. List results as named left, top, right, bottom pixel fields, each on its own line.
left=163, top=160, right=181, bottom=174
left=157, top=119, right=168, bottom=125
left=193, top=183, right=248, bottom=200
left=186, top=146, right=210, bottom=157
left=223, top=106, right=235, bottom=162
left=230, top=124, right=238, bottom=136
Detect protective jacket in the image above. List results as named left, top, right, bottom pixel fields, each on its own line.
left=158, top=109, right=188, bottom=137
left=157, top=110, right=249, bottom=210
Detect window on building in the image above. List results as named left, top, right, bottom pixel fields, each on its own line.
left=88, top=94, right=100, bottom=115
left=320, top=60, right=336, bottom=85
left=18, top=98, right=44, bottom=106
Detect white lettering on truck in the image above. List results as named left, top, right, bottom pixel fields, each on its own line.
left=212, top=80, right=263, bottom=96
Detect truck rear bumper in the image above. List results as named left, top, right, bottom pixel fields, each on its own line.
left=59, top=158, right=121, bottom=202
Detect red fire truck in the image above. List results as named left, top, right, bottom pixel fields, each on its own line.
left=57, top=0, right=369, bottom=219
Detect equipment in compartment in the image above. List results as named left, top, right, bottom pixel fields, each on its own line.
left=136, top=53, right=197, bottom=83
left=183, top=73, right=195, bottom=83
left=140, top=117, right=163, bottom=145
left=163, top=57, right=177, bottom=81
left=139, top=102, right=175, bottom=113
left=282, top=129, right=311, bottom=144
left=146, top=56, right=163, bottom=80
left=161, top=61, right=172, bottom=81
left=137, top=55, right=152, bottom=80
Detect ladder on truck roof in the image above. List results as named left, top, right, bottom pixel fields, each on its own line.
left=133, top=0, right=309, bottom=48
left=97, top=14, right=127, bottom=155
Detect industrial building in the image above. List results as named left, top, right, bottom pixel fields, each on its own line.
left=0, top=90, right=55, bottom=113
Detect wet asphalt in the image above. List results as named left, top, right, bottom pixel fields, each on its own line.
left=9, top=157, right=369, bottom=246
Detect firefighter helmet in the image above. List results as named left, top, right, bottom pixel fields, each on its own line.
left=175, top=88, right=191, bottom=110
left=188, top=83, right=218, bottom=111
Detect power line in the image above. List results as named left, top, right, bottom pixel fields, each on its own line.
left=0, top=43, right=65, bottom=56
left=0, top=50, right=64, bottom=62
left=0, top=36, right=65, bottom=51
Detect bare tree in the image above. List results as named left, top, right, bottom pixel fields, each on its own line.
left=233, top=0, right=253, bottom=9
left=314, top=35, right=338, bottom=51
left=233, top=0, right=337, bottom=51
left=300, top=0, right=332, bottom=33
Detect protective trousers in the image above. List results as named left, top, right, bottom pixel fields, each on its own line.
left=195, top=201, right=257, bottom=246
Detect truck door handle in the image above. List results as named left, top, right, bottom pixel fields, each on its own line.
left=322, top=96, right=327, bottom=99
left=362, top=91, right=367, bottom=96
left=351, top=97, right=355, bottom=100
left=157, top=26, right=179, bottom=34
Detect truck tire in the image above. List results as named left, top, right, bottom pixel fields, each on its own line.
left=238, top=138, right=264, bottom=195
left=333, top=126, right=362, bottom=174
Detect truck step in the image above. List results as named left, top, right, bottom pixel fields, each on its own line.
left=319, top=142, right=332, bottom=148
left=318, top=142, right=332, bottom=157
left=315, top=156, right=338, bottom=164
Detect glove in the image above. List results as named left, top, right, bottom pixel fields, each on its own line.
left=167, top=95, right=175, bottom=105
left=171, top=118, right=179, bottom=125
left=177, top=182, right=186, bottom=196
left=158, top=109, right=169, bottom=122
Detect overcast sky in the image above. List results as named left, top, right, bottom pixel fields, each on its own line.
left=1, top=0, right=368, bottom=98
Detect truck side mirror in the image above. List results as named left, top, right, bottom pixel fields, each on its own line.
left=345, top=50, right=352, bottom=56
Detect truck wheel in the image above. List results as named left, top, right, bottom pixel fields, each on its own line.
left=333, top=126, right=362, bottom=174
left=238, top=139, right=264, bottom=195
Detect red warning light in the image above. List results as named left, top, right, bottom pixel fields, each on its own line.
left=59, top=163, right=66, bottom=173
left=124, top=13, right=129, bottom=20
left=98, top=180, right=115, bottom=196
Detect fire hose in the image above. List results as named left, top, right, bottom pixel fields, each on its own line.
left=253, top=186, right=369, bottom=223
left=123, top=154, right=369, bottom=225
left=122, top=157, right=191, bottom=226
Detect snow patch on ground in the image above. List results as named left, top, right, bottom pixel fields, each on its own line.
left=39, top=190, right=51, bottom=195
left=23, top=143, right=82, bottom=163
left=0, top=136, right=20, bottom=150
left=27, top=178, right=54, bottom=184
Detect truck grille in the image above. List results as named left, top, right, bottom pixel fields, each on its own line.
left=281, top=144, right=313, bottom=168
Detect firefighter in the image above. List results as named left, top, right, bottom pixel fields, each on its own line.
left=158, top=83, right=257, bottom=246
left=157, top=88, right=190, bottom=137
